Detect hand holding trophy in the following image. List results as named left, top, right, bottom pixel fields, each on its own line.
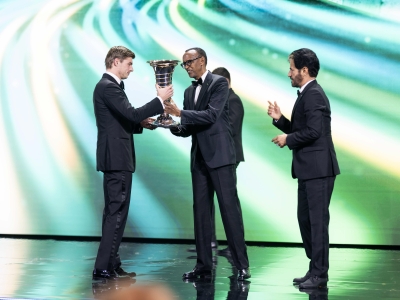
left=163, top=98, right=181, bottom=118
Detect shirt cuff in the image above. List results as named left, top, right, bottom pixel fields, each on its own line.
left=157, top=96, right=164, bottom=108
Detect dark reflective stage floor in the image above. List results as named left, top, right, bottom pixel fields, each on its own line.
left=0, top=238, right=399, bottom=299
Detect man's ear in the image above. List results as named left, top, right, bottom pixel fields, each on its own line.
left=301, top=66, right=309, bottom=76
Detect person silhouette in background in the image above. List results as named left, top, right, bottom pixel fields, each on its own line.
left=211, top=67, right=245, bottom=257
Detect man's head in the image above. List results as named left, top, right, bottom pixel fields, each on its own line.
left=105, top=46, right=135, bottom=80
left=212, top=67, right=231, bottom=87
left=288, top=48, right=319, bottom=88
left=181, top=47, right=207, bottom=80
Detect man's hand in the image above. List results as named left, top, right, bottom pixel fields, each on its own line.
left=156, top=84, right=174, bottom=101
left=272, top=134, right=287, bottom=148
left=169, top=125, right=181, bottom=135
left=164, top=98, right=181, bottom=117
left=268, top=101, right=282, bottom=121
left=140, top=118, right=157, bottom=130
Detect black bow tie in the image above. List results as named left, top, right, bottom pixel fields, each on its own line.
left=297, top=90, right=301, bottom=96
left=192, top=78, right=203, bottom=87
left=119, top=81, right=125, bottom=90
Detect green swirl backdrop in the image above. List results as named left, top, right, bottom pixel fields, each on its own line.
left=0, top=0, right=399, bottom=245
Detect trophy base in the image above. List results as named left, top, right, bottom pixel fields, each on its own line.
left=152, top=114, right=180, bottom=129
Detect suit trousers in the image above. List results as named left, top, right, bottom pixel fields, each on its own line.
left=210, top=162, right=241, bottom=245
left=192, top=155, right=249, bottom=271
left=297, top=176, right=336, bottom=278
left=94, top=171, right=132, bottom=271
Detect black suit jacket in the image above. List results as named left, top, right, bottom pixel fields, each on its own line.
left=93, top=73, right=163, bottom=172
left=228, top=88, right=244, bottom=163
left=172, top=72, right=235, bottom=170
left=274, top=80, right=340, bottom=180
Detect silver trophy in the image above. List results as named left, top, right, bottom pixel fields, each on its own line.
left=147, top=59, right=180, bottom=128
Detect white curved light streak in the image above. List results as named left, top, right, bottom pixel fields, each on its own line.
left=19, top=0, right=98, bottom=234
left=50, top=26, right=97, bottom=165
left=29, top=0, right=85, bottom=176
left=0, top=16, right=30, bottom=233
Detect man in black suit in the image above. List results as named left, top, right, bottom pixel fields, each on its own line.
left=186, top=67, right=245, bottom=254
left=212, top=67, right=245, bottom=166
left=211, top=67, right=245, bottom=255
left=268, top=48, right=340, bottom=289
left=92, top=46, right=173, bottom=281
left=163, top=47, right=250, bottom=281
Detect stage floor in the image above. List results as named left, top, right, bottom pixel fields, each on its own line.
left=0, top=238, right=399, bottom=299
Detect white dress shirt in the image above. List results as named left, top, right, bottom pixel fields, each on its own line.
left=194, top=70, right=209, bottom=104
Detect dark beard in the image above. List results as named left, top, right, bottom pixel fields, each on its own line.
left=291, top=73, right=303, bottom=88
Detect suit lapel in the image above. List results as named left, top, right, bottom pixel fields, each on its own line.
left=103, top=73, right=125, bottom=93
left=103, top=73, right=118, bottom=85
left=195, top=72, right=212, bottom=110
left=228, top=88, right=233, bottom=99
left=291, top=80, right=317, bottom=120
left=291, top=93, right=303, bottom=121
left=187, top=86, right=196, bottom=110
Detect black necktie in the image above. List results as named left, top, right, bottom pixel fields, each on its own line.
left=120, top=81, right=125, bottom=90
left=297, top=90, right=301, bottom=96
left=192, top=78, right=203, bottom=87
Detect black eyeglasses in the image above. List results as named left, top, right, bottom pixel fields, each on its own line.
left=180, top=56, right=202, bottom=68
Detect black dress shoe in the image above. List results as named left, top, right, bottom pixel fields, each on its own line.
left=299, top=275, right=328, bottom=289
left=293, top=271, right=311, bottom=284
left=237, top=267, right=251, bottom=281
left=92, top=269, right=117, bottom=281
left=114, top=266, right=136, bottom=277
left=182, top=267, right=213, bottom=279
left=93, top=268, right=132, bottom=281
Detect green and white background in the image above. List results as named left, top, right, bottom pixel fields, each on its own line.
left=0, top=0, right=399, bottom=246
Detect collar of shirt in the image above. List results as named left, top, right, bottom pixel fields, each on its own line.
left=199, top=70, right=209, bottom=84
left=105, top=71, right=121, bottom=85
left=194, top=71, right=209, bottom=104
left=299, top=79, right=315, bottom=93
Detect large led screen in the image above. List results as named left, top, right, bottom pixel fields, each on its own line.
left=0, top=0, right=399, bottom=245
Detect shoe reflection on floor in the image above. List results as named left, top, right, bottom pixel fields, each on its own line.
left=183, top=250, right=251, bottom=300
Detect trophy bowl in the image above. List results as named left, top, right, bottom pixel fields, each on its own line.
left=147, top=59, right=180, bottom=128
